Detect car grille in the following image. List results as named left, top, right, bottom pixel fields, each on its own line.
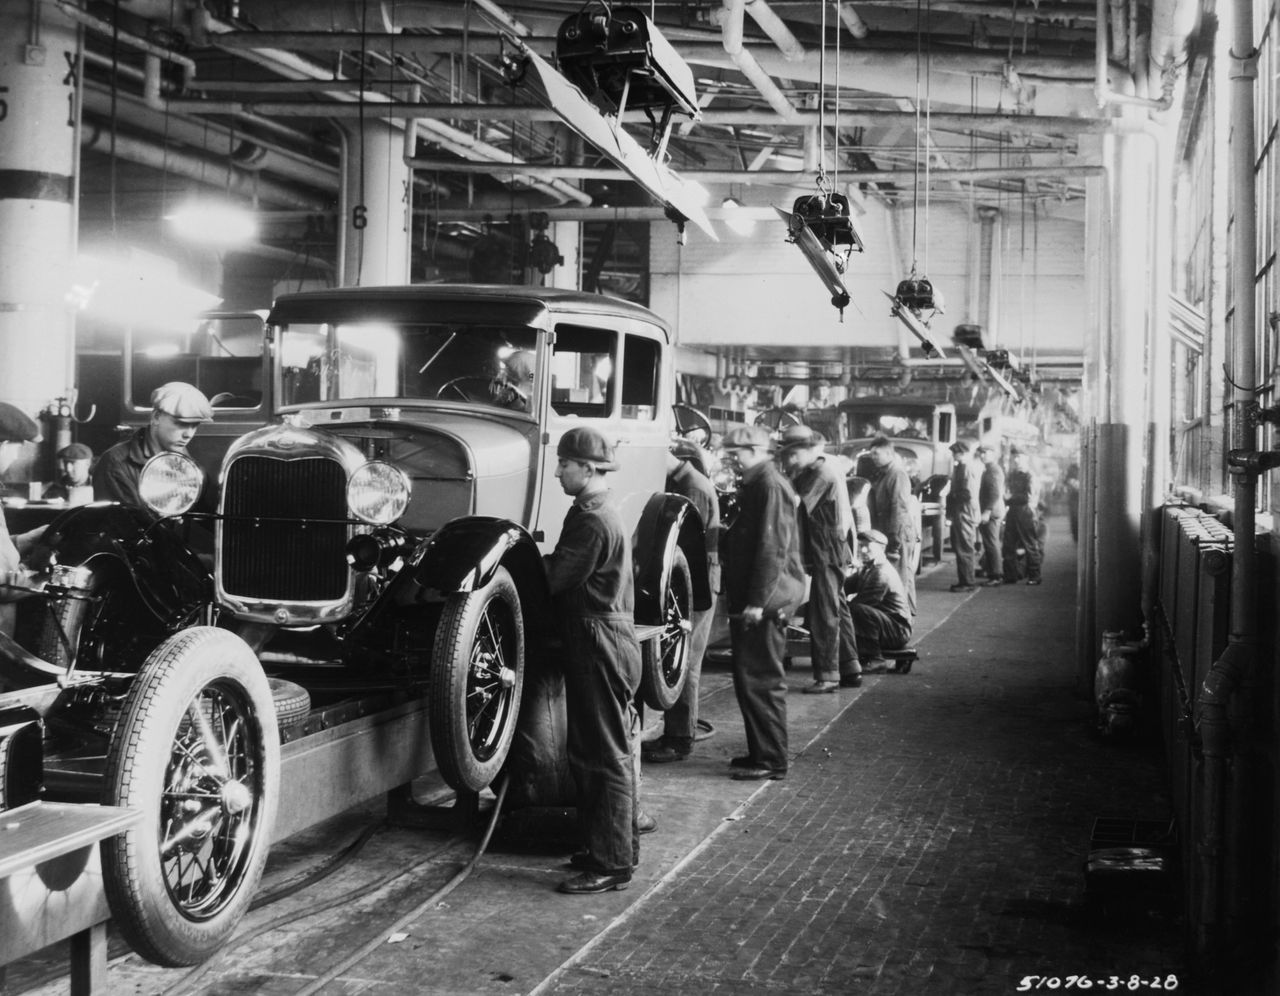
left=221, top=455, right=350, bottom=601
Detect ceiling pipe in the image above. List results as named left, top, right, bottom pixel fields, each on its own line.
left=161, top=100, right=1111, bottom=135
left=720, top=0, right=798, bottom=120
left=838, top=4, right=870, bottom=41
left=79, top=125, right=329, bottom=210
left=54, top=0, right=196, bottom=79
left=741, top=0, right=806, bottom=62
left=1108, top=0, right=1129, bottom=64
left=408, top=158, right=1103, bottom=184
left=1093, top=0, right=1187, bottom=110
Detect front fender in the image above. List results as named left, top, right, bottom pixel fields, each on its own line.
left=384, top=516, right=547, bottom=607
left=35, top=503, right=212, bottom=624
left=633, top=493, right=712, bottom=622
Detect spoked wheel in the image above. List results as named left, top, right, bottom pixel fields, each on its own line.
left=102, top=627, right=279, bottom=967
left=429, top=566, right=525, bottom=792
left=639, top=548, right=692, bottom=711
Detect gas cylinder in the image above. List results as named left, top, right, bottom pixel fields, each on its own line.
left=1094, top=630, right=1142, bottom=738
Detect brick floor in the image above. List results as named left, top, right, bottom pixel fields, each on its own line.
left=535, top=523, right=1188, bottom=996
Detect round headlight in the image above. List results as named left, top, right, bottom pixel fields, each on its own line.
left=347, top=461, right=411, bottom=526
left=710, top=458, right=740, bottom=495
left=139, top=452, right=204, bottom=516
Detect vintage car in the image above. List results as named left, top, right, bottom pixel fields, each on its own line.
left=0, top=284, right=709, bottom=967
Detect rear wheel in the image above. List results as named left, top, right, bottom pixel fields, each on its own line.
left=429, top=566, right=525, bottom=792
left=639, top=549, right=692, bottom=711
left=102, top=627, right=279, bottom=967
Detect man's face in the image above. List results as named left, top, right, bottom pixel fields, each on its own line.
left=779, top=446, right=815, bottom=476
left=555, top=457, right=592, bottom=496
left=59, top=457, right=91, bottom=486
left=723, top=443, right=767, bottom=470
left=150, top=411, right=201, bottom=454
left=868, top=446, right=892, bottom=468
left=0, top=440, right=19, bottom=476
left=858, top=539, right=885, bottom=564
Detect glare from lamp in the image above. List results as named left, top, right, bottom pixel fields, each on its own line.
left=721, top=196, right=757, bottom=236
left=166, top=201, right=258, bottom=247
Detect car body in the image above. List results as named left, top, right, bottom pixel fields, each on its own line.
left=0, top=284, right=708, bottom=968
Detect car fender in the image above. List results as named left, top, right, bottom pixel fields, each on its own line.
left=36, top=503, right=213, bottom=625
left=633, top=493, right=712, bottom=622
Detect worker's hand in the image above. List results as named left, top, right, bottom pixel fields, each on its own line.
left=980, top=511, right=991, bottom=523
left=741, top=605, right=764, bottom=627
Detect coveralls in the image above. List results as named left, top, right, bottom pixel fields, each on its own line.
left=949, top=457, right=981, bottom=587
left=1002, top=468, right=1044, bottom=583
left=660, top=458, right=720, bottom=750
left=846, top=559, right=912, bottom=660
left=543, top=489, right=643, bottom=875
left=793, top=456, right=858, bottom=683
left=867, top=456, right=920, bottom=614
left=721, top=460, right=805, bottom=772
left=978, top=459, right=1006, bottom=578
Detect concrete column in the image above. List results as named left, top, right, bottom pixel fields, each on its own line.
left=340, top=121, right=411, bottom=286
left=0, top=3, right=79, bottom=429
left=544, top=221, right=581, bottom=290
left=1093, top=127, right=1150, bottom=645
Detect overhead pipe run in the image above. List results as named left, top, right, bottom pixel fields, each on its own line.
left=719, top=0, right=797, bottom=121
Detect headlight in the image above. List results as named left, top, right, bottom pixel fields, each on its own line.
left=139, top=452, right=204, bottom=516
left=710, top=457, right=740, bottom=495
left=347, top=461, right=411, bottom=525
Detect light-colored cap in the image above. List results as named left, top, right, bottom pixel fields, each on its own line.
left=557, top=426, right=617, bottom=470
left=721, top=424, right=773, bottom=451
left=151, top=382, right=213, bottom=423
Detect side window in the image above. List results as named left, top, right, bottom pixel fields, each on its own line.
left=620, top=334, right=659, bottom=420
left=937, top=411, right=954, bottom=443
left=550, top=324, right=617, bottom=417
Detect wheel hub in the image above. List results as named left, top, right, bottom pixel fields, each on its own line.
left=221, top=779, right=253, bottom=815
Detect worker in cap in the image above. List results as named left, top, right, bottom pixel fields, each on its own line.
left=95, top=381, right=213, bottom=508
left=43, top=442, right=96, bottom=505
left=975, top=443, right=1006, bottom=585
left=544, top=423, right=645, bottom=893
left=719, top=412, right=805, bottom=781
left=845, top=528, right=912, bottom=672
left=865, top=434, right=920, bottom=617
left=776, top=422, right=859, bottom=693
left=948, top=437, right=982, bottom=591
left=0, top=402, right=46, bottom=631
left=643, top=432, right=721, bottom=765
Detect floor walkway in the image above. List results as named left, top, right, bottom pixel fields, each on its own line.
left=537, top=519, right=1186, bottom=995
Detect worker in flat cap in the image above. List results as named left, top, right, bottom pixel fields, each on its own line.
left=947, top=439, right=982, bottom=592
left=718, top=423, right=805, bottom=781
left=864, top=435, right=920, bottom=616
left=542, top=425, right=646, bottom=895
left=0, top=402, right=47, bottom=632
left=95, top=382, right=213, bottom=508
left=643, top=436, right=721, bottom=765
left=776, top=424, right=860, bottom=692
left=1000, top=448, right=1044, bottom=585
left=845, top=529, right=913, bottom=672
left=43, top=442, right=95, bottom=505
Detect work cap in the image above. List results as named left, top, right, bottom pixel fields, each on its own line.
left=0, top=402, right=39, bottom=443
left=857, top=528, right=889, bottom=547
left=949, top=439, right=971, bottom=454
left=57, top=442, right=93, bottom=461
left=669, top=437, right=704, bottom=462
left=557, top=426, right=617, bottom=470
left=151, top=382, right=213, bottom=423
left=721, top=424, right=772, bottom=451
left=777, top=424, right=825, bottom=452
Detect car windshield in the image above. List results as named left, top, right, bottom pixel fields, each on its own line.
left=276, top=322, right=540, bottom=411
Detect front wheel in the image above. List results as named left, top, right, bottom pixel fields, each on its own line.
left=101, top=627, right=278, bottom=967
left=429, top=566, right=525, bottom=792
left=639, top=549, right=692, bottom=711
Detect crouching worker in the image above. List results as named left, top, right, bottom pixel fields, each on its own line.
left=846, top=529, right=912, bottom=673
left=543, top=426, right=643, bottom=894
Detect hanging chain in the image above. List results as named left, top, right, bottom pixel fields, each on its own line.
left=911, top=0, right=923, bottom=273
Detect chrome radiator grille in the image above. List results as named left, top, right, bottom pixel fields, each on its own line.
left=220, top=455, right=350, bottom=601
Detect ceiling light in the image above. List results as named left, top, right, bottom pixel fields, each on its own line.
left=166, top=201, right=258, bottom=247
left=721, top=197, right=757, bottom=236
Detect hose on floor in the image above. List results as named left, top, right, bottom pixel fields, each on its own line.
left=292, top=773, right=510, bottom=996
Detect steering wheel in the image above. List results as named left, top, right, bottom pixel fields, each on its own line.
left=435, top=376, right=496, bottom=402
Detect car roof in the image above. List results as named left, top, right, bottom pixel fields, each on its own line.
left=268, top=283, right=669, bottom=335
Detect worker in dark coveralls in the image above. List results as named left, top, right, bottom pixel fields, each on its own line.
left=543, top=426, right=644, bottom=894
left=846, top=529, right=912, bottom=671
left=1001, top=448, right=1044, bottom=585
left=95, top=382, right=213, bottom=506
left=776, top=424, right=861, bottom=693
left=865, top=435, right=919, bottom=615
left=719, top=424, right=805, bottom=781
left=948, top=439, right=981, bottom=592
left=643, top=438, right=721, bottom=764
left=976, top=443, right=1006, bottom=585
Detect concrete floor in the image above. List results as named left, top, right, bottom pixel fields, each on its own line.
left=9, top=516, right=1189, bottom=995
